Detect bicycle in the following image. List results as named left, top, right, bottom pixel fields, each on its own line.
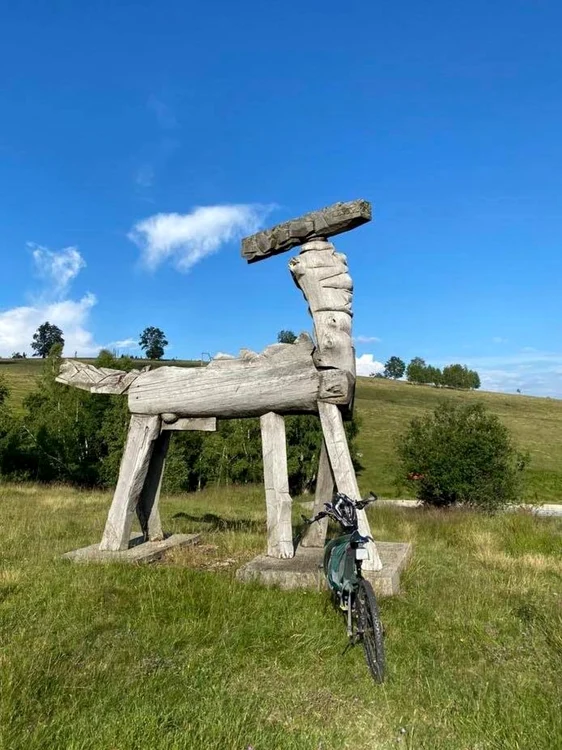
left=303, top=491, right=385, bottom=683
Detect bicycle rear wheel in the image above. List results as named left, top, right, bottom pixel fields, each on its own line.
left=353, top=579, right=385, bottom=683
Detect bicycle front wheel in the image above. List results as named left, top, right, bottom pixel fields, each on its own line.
left=353, top=579, right=385, bottom=683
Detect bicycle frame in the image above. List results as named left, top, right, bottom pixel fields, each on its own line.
left=323, top=529, right=371, bottom=636
left=303, top=491, right=385, bottom=682
left=304, top=493, right=374, bottom=609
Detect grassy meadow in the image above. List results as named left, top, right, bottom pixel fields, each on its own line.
left=2, top=357, right=562, bottom=503
left=355, top=378, right=562, bottom=503
left=1, top=483, right=561, bottom=749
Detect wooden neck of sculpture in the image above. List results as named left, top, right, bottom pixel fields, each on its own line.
left=289, top=238, right=355, bottom=378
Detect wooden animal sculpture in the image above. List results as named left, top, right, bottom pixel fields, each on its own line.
left=57, top=199, right=382, bottom=571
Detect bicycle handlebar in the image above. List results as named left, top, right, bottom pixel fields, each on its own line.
left=304, top=491, right=378, bottom=526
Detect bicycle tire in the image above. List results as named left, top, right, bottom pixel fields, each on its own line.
left=353, top=579, right=385, bottom=683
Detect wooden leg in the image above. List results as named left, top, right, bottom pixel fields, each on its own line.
left=260, top=412, right=294, bottom=559
left=100, top=415, right=161, bottom=551
left=300, top=438, right=334, bottom=548
left=317, top=401, right=382, bottom=571
left=137, top=431, right=170, bottom=542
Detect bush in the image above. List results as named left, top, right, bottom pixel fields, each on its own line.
left=396, top=401, right=528, bottom=510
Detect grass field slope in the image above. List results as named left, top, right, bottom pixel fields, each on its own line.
left=1, top=358, right=561, bottom=502
left=1, top=483, right=561, bottom=749
left=355, top=378, right=562, bottom=503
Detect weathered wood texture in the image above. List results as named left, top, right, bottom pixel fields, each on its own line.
left=127, top=337, right=347, bottom=418
left=260, top=412, right=294, bottom=558
left=242, top=199, right=371, bottom=262
left=99, top=415, right=161, bottom=551
left=136, top=431, right=170, bottom=542
left=161, top=417, right=217, bottom=431
left=290, top=240, right=355, bottom=376
left=300, top=439, right=334, bottom=548
left=56, top=361, right=145, bottom=394
left=317, top=401, right=382, bottom=571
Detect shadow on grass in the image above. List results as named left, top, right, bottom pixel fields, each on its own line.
left=171, top=512, right=263, bottom=533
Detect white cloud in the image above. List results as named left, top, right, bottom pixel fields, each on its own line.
left=356, top=353, right=384, bottom=376
left=29, top=244, right=86, bottom=297
left=129, top=204, right=274, bottom=272
left=0, top=293, right=98, bottom=357
left=436, top=349, right=562, bottom=397
left=354, top=335, right=381, bottom=344
left=492, top=336, right=508, bottom=344
left=0, top=243, right=108, bottom=358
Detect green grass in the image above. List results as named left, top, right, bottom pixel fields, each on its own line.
left=2, top=358, right=562, bottom=502
left=1, top=483, right=561, bottom=749
left=0, top=357, right=201, bottom=411
left=356, top=379, right=562, bottom=503
left=0, top=358, right=44, bottom=411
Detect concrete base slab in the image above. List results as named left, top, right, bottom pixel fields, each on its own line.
left=236, top=541, right=412, bottom=596
left=62, top=533, right=201, bottom=564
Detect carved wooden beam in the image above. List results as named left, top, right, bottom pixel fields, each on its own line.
left=127, top=338, right=353, bottom=418
left=160, top=417, right=217, bottom=432
left=56, top=361, right=146, bottom=394
left=241, top=199, right=371, bottom=263
left=290, top=239, right=355, bottom=375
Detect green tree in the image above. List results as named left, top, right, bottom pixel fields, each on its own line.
left=139, top=327, right=168, bottom=360
left=383, top=356, right=405, bottom=380
left=469, top=370, right=481, bottom=389
left=96, top=349, right=117, bottom=368
left=441, top=364, right=480, bottom=390
left=406, top=357, right=427, bottom=384
left=31, top=322, right=64, bottom=358
left=0, top=375, right=9, bottom=406
left=396, top=401, right=528, bottom=510
left=425, top=365, right=442, bottom=386
left=277, top=330, right=298, bottom=344
left=18, top=344, right=109, bottom=483
left=0, top=397, right=26, bottom=479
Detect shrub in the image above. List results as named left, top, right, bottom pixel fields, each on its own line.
left=396, top=401, right=528, bottom=510
left=0, top=375, right=9, bottom=406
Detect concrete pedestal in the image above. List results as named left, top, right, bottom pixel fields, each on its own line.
left=236, top=541, right=412, bottom=596
left=62, top=533, right=200, bottom=564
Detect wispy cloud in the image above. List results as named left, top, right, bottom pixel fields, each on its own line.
left=29, top=244, right=86, bottom=298
left=147, top=95, right=178, bottom=130
left=355, top=353, right=384, bottom=376
left=134, top=164, right=155, bottom=189
left=129, top=203, right=274, bottom=272
left=0, top=244, right=102, bottom=357
left=354, top=335, right=381, bottom=344
left=134, top=96, right=180, bottom=192
left=492, top=336, right=508, bottom=344
left=107, top=337, right=138, bottom=350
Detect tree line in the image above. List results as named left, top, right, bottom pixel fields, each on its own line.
left=0, top=333, right=359, bottom=494
left=376, top=356, right=481, bottom=390
left=8, top=322, right=169, bottom=360
left=0, top=331, right=527, bottom=510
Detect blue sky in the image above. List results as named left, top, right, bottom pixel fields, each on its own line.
left=1, top=0, right=561, bottom=396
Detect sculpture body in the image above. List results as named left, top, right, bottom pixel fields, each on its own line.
left=57, top=200, right=382, bottom=570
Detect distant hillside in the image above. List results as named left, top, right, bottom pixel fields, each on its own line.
left=355, top=378, right=562, bottom=503
left=1, top=358, right=560, bottom=503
